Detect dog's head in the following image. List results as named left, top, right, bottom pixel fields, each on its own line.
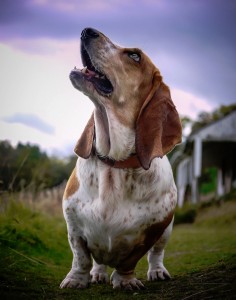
left=71, top=28, right=182, bottom=169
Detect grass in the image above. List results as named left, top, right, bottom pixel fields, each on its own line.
left=0, top=194, right=236, bottom=299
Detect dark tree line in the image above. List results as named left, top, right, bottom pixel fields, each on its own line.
left=0, top=141, right=77, bottom=192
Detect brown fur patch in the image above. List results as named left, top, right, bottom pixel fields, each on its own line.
left=63, top=168, right=80, bottom=200
left=116, top=212, right=174, bottom=273
left=90, top=173, right=94, bottom=186
left=107, top=168, right=114, bottom=188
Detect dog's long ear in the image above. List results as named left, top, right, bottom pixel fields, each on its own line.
left=74, top=113, right=95, bottom=159
left=136, top=77, right=182, bottom=170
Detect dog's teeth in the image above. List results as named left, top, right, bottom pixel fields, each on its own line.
left=81, top=66, right=87, bottom=73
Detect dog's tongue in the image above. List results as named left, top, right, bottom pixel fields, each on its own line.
left=74, top=65, right=113, bottom=95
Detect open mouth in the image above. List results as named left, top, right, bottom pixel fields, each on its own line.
left=79, top=43, right=113, bottom=96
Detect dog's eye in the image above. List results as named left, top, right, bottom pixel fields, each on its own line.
left=128, top=52, right=141, bottom=62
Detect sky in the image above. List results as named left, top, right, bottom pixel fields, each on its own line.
left=0, top=0, right=235, bottom=156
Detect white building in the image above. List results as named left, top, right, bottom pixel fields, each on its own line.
left=175, top=111, right=236, bottom=207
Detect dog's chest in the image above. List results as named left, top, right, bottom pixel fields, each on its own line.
left=73, top=158, right=176, bottom=265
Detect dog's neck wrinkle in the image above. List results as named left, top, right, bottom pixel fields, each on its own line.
left=94, top=105, right=135, bottom=161
left=106, top=109, right=135, bottom=161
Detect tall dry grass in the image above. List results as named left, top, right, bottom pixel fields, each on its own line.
left=0, top=181, right=66, bottom=217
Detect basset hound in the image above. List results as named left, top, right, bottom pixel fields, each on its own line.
left=60, top=28, right=182, bottom=291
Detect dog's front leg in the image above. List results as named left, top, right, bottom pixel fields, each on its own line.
left=110, top=251, right=146, bottom=290
left=90, top=259, right=109, bottom=283
left=60, top=232, right=92, bottom=289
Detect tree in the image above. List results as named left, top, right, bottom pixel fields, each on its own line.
left=0, top=141, right=76, bottom=192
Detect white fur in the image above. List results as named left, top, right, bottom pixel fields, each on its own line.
left=61, top=147, right=177, bottom=289
left=106, top=108, right=135, bottom=160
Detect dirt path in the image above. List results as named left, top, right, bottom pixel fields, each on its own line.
left=1, top=262, right=235, bottom=300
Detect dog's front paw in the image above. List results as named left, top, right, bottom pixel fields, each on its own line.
left=90, top=263, right=109, bottom=284
left=60, top=270, right=90, bottom=289
left=147, top=264, right=171, bottom=281
left=111, top=270, right=145, bottom=290
left=90, top=270, right=109, bottom=284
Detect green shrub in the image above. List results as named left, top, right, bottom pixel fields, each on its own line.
left=174, top=205, right=197, bottom=225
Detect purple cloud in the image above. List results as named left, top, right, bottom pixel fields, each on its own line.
left=3, top=113, right=55, bottom=135
left=1, top=0, right=235, bottom=46
left=0, top=0, right=236, bottom=107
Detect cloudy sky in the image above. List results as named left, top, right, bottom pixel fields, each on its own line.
left=0, top=0, right=235, bottom=156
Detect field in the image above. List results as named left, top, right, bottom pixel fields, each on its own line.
left=0, top=193, right=236, bottom=299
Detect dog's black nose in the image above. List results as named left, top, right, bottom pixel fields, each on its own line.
left=81, top=28, right=99, bottom=40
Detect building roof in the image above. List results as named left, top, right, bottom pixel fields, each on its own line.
left=188, top=110, right=236, bottom=142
